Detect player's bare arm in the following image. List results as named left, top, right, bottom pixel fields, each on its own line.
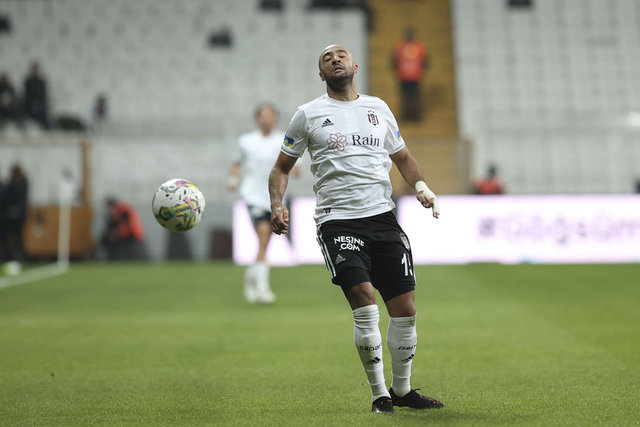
left=269, top=152, right=298, bottom=234
left=390, top=146, right=440, bottom=218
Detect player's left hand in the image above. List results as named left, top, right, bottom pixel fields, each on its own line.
left=415, top=181, right=440, bottom=219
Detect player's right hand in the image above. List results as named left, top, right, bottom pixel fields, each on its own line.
left=227, top=175, right=239, bottom=192
left=271, top=205, right=289, bottom=234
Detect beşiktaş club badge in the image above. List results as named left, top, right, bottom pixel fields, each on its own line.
left=400, top=233, right=411, bottom=250
left=367, top=110, right=379, bottom=126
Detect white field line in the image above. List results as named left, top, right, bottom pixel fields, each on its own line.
left=0, top=263, right=68, bottom=290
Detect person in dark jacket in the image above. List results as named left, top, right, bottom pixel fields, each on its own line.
left=0, top=73, right=23, bottom=129
left=23, top=62, right=50, bottom=129
left=2, top=164, right=29, bottom=262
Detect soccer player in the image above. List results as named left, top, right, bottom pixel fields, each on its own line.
left=269, top=44, right=444, bottom=413
left=229, top=103, right=299, bottom=304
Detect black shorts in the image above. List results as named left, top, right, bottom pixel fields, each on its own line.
left=316, top=211, right=416, bottom=302
left=247, top=205, right=271, bottom=227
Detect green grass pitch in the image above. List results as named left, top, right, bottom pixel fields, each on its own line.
left=1, top=262, right=638, bottom=426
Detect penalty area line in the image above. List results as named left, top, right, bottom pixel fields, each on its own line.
left=0, top=263, right=69, bottom=291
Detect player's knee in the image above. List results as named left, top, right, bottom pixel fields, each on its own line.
left=344, top=282, right=376, bottom=308
left=385, top=290, right=416, bottom=317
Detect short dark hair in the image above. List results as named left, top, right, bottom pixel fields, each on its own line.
left=254, top=102, right=278, bottom=118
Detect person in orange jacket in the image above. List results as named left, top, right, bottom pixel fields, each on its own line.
left=392, top=27, right=428, bottom=122
left=101, top=197, right=147, bottom=260
left=474, top=165, right=506, bottom=195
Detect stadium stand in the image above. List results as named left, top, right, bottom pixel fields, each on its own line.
left=453, top=0, right=640, bottom=194
left=0, top=0, right=367, bottom=260
left=367, top=0, right=466, bottom=196
left=0, top=0, right=367, bottom=131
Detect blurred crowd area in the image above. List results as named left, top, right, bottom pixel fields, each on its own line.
left=0, top=0, right=370, bottom=263
left=0, top=0, right=638, bottom=193
left=0, top=0, right=369, bottom=136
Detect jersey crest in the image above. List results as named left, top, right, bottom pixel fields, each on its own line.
left=367, top=110, right=379, bottom=126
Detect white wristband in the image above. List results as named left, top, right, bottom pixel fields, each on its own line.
left=415, top=181, right=430, bottom=194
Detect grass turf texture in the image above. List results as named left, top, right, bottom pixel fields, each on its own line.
left=0, top=263, right=638, bottom=426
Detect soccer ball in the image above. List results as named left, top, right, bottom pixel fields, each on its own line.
left=152, top=178, right=205, bottom=232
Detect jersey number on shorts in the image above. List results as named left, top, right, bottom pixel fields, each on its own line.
left=401, top=253, right=413, bottom=277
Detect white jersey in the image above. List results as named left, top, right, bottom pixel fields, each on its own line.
left=234, top=129, right=285, bottom=211
left=281, top=93, right=405, bottom=224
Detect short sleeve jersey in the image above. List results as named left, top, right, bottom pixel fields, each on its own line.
left=234, top=129, right=285, bottom=211
left=281, top=94, right=405, bottom=224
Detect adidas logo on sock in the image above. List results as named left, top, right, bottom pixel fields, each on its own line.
left=401, top=353, right=415, bottom=363
left=321, top=118, right=334, bottom=127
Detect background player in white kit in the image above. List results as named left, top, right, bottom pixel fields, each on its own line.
left=229, top=103, right=299, bottom=304
left=269, top=45, right=444, bottom=413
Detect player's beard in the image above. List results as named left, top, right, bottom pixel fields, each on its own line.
left=322, top=68, right=355, bottom=92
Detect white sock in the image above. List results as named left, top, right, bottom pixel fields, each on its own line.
left=353, top=305, right=388, bottom=401
left=386, top=315, right=417, bottom=397
left=254, top=261, right=270, bottom=283
left=246, top=262, right=270, bottom=286
left=243, top=265, right=258, bottom=302
left=254, top=262, right=274, bottom=300
left=245, top=264, right=256, bottom=283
